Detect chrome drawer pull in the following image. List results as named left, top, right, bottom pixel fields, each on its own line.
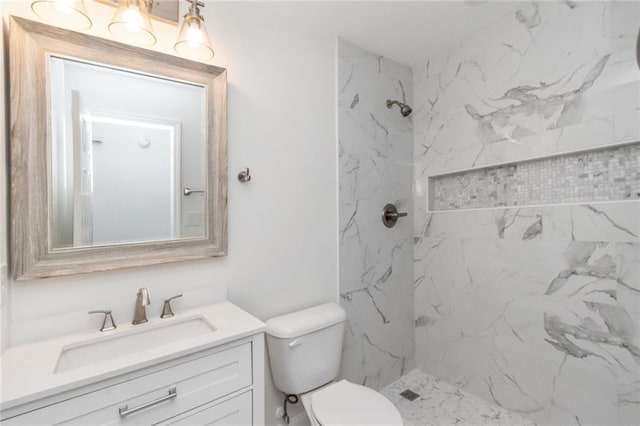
left=118, top=387, right=177, bottom=417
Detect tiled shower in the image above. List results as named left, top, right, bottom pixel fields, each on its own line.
left=339, top=1, right=640, bottom=425
left=338, top=39, right=414, bottom=389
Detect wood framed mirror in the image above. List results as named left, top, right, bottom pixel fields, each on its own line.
left=9, top=16, right=227, bottom=280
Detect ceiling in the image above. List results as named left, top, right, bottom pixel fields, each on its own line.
left=208, top=1, right=521, bottom=67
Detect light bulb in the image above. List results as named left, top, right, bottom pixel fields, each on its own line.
left=174, top=9, right=214, bottom=61
left=108, top=0, right=156, bottom=46
left=186, top=22, right=204, bottom=46
left=121, top=7, right=143, bottom=32
left=53, top=0, right=74, bottom=13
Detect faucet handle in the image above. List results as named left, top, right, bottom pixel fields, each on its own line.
left=161, top=294, right=183, bottom=319
left=138, top=287, right=151, bottom=306
left=89, top=309, right=117, bottom=332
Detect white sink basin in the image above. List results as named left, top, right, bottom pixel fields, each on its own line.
left=54, top=315, right=216, bottom=373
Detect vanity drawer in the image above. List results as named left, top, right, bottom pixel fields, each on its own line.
left=4, top=343, right=252, bottom=425
left=159, top=391, right=252, bottom=425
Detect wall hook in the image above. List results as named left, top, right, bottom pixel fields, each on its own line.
left=238, top=167, right=251, bottom=183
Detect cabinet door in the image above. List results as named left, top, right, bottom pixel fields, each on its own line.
left=161, top=391, right=252, bottom=426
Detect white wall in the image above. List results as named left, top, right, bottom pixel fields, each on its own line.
left=2, top=2, right=339, bottom=424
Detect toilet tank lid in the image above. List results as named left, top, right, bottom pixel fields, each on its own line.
left=265, top=303, right=347, bottom=338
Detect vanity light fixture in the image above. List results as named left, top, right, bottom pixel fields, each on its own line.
left=174, top=0, right=214, bottom=61
left=30, top=0, right=92, bottom=30
left=31, top=0, right=213, bottom=61
left=108, top=0, right=157, bottom=47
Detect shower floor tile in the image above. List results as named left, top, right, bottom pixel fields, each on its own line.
left=381, top=370, right=536, bottom=426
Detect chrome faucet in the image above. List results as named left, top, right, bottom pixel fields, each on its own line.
left=88, top=309, right=117, bottom=332
left=132, top=287, right=151, bottom=325
left=161, top=294, right=183, bottom=319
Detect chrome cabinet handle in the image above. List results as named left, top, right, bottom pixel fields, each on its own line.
left=161, top=294, right=183, bottom=319
left=118, top=387, right=177, bottom=417
left=88, top=309, right=116, bottom=332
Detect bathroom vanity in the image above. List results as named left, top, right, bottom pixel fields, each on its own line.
left=0, top=302, right=265, bottom=425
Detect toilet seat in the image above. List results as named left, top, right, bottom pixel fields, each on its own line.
left=302, top=380, right=403, bottom=426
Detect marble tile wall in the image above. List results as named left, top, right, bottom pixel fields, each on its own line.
left=413, top=2, right=640, bottom=425
left=338, top=39, right=414, bottom=389
left=431, top=142, right=640, bottom=211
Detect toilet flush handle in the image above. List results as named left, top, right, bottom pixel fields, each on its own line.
left=288, top=338, right=303, bottom=348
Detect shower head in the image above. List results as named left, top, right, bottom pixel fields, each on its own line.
left=386, top=99, right=412, bottom=117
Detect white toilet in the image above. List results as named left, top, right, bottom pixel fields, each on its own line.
left=265, top=303, right=403, bottom=426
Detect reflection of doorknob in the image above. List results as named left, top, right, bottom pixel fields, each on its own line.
left=382, top=203, right=408, bottom=228
left=183, top=188, right=205, bottom=196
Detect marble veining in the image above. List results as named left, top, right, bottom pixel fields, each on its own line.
left=463, top=54, right=611, bottom=147
left=382, top=370, right=536, bottom=426
left=338, top=39, right=414, bottom=390
left=413, top=2, right=640, bottom=425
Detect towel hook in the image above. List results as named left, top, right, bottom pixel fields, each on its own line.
left=238, top=167, right=251, bottom=183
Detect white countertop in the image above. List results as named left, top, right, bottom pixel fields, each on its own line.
left=0, top=301, right=266, bottom=412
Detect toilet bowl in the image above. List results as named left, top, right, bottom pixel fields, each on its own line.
left=264, top=303, right=403, bottom=426
left=301, top=380, right=403, bottom=426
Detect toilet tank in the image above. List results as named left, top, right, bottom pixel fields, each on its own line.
left=265, top=303, right=347, bottom=395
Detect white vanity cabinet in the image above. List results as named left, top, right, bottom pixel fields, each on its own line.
left=0, top=303, right=266, bottom=426
left=2, top=335, right=263, bottom=425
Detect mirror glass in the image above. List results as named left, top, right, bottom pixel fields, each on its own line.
left=48, top=56, right=207, bottom=249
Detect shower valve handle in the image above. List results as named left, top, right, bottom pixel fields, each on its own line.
left=387, top=211, right=408, bottom=218
left=382, top=204, right=408, bottom=228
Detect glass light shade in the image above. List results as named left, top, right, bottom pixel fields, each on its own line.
left=174, top=15, right=214, bottom=61
left=31, top=0, right=92, bottom=30
left=108, top=0, right=156, bottom=47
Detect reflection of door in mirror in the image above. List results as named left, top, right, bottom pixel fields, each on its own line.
left=88, top=115, right=181, bottom=245
left=49, top=56, right=207, bottom=250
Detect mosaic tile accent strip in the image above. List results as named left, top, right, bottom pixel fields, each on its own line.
left=430, top=143, right=640, bottom=211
